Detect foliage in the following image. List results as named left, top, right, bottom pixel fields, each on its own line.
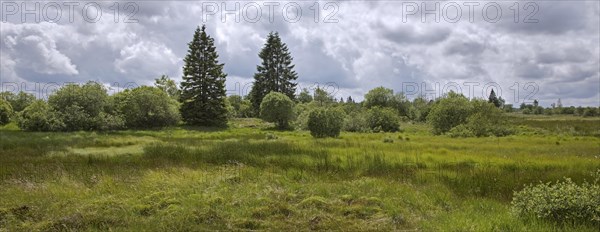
left=180, top=25, right=228, bottom=127
left=249, top=32, right=298, bottom=113
left=582, top=108, right=599, bottom=117
left=313, top=87, right=334, bottom=106
left=154, top=75, right=180, bottom=100
left=488, top=89, right=502, bottom=108
left=366, top=107, right=400, bottom=132
left=466, top=100, right=512, bottom=137
left=363, top=87, right=410, bottom=117
left=447, top=124, right=475, bottom=138
left=343, top=111, right=370, bottom=132
left=95, top=112, right=126, bottom=131
left=113, top=86, right=180, bottom=129
left=427, top=92, right=471, bottom=135
left=363, top=87, right=395, bottom=109
left=48, top=82, right=113, bottom=131
left=260, top=92, right=295, bottom=129
left=408, top=96, right=431, bottom=122
left=297, top=88, right=313, bottom=103
left=16, top=100, right=64, bottom=131
left=227, top=95, right=253, bottom=118
left=292, top=102, right=313, bottom=130
left=0, top=99, right=13, bottom=125
left=511, top=172, right=600, bottom=225
left=0, top=91, right=35, bottom=112
left=307, top=108, right=345, bottom=138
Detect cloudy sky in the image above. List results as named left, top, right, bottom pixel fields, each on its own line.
left=1, top=0, right=598, bottom=106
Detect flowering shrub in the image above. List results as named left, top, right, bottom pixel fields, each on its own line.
left=511, top=171, right=600, bottom=225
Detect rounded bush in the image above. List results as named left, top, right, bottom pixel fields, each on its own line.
left=366, top=107, right=400, bottom=132
left=260, top=92, right=295, bottom=129
left=511, top=175, right=600, bottom=225
left=427, top=92, right=471, bottom=135
left=113, top=86, right=180, bottom=129
left=466, top=100, right=511, bottom=137
left=48, top=82, right=110, bottom=131
left=17, top=100, right=64, bottom=131
left=307, top=108, right=344, bottom=138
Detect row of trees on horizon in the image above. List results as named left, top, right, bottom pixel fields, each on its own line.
left=0, top=25, right=599, bottom=136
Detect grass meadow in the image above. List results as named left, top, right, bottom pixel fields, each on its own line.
left=1, top=116, right=599, bottom=231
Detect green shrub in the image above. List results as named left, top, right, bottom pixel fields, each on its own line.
left=408, top=96, right=431, bottom=122
left=292, top=103, right=313, bottom=130
left=17, top=100, right=64, bottom=131
left=260, top=92, right=295, bottom=129
left=112, top=86, right=180, bottom=129
left=96, top=112, right=125, bottom=131
left=383, top=137, right=394, bottom=143
left=0, top=99, right=12, bottom=125
left=583, top=108, right=599, bottom=117
left=511, top=172, right=600, bottom=225
left=466, top=100, right=512, bottom=137
left=447, top=124, right=475, bottom=138
left=343, top=111, right=369, bottom=132
left=227, top=95, right=253, bottom=118
left=363, top=87, right=410, bottom=116
left=48, top=82, right=111, bottom=131
left=427, top=92, right=471, bottom=135
left=307, top=108, right=344, bottom=138
left=0, top=91, right=35, bottom=112
left=366, top=107, right=400, bottom=132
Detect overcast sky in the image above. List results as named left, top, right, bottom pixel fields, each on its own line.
left=1, top=0, right=598, bottom=106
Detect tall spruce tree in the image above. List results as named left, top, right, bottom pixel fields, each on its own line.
left=249, top=32, right=298, bottom=114
left=180, top=25, right=228, bottom=126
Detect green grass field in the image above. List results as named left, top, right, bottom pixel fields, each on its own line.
left=1, top=117, right=599, bottom=231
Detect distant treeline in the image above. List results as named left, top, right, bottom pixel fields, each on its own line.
left=0, top=25, right=598, bottom=136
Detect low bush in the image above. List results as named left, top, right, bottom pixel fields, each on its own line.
left=307, top=108, right=345, bottom=138
left=17, top=100, right=64, bottom=131
left=343, top=111, right=369, bottom=132
left=465, top=100, right=513, bottom=137
left=447, top=125, right=475, bottom=138
left=427, top=92, right=471, bottom=135
left=48, top=82, right=110, bottom=131
left=292, top=103, right=312, bottom=130
left=112, top=86, right=180, bottom=129
left=260, top=92, right=295, bottom=130
left=511, top=171, right=600, bottom=225
left=366, top=107, right=400, bottom=132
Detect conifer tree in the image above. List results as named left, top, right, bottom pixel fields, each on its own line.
left=488, top=89, right=501, bottom=108
left=180, top=25, right=228, bottom=126
left=249, top=32, right=298, bottom=114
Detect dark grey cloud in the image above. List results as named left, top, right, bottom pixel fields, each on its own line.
left=380, top=23, right=451, bottom=45
left=444, top=39, right=486, bottom=56
left=495, top=2, right=591, bottom=35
